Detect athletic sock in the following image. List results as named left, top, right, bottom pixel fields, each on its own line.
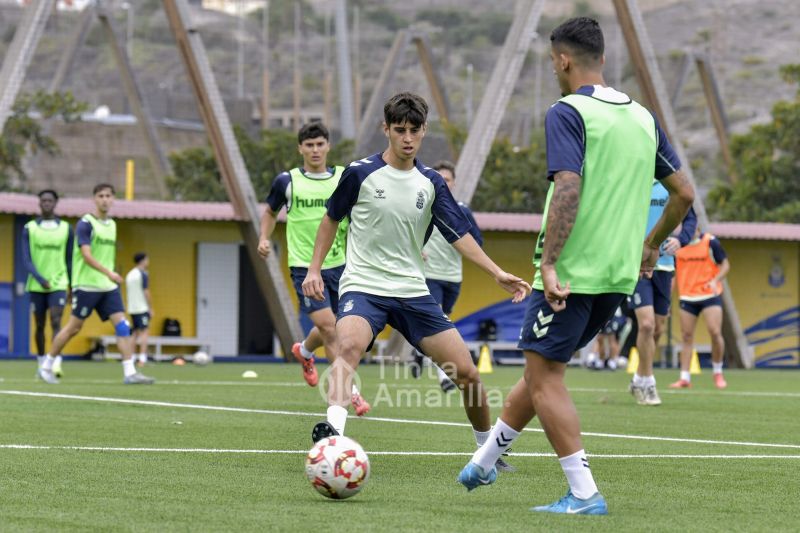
left=327, top=405, right=348, bottom=435
left=680, top=370, right=691, bottom=382
left=53, top=355, right=63, bottom=366
left=473, top=428, right=491, bottom=447
left=37, top=356, right=45, bottom=368
left=42, top=354, right=55, bottom=371
left=122, top=359, right=137, bottom=378
left=559, top=449, right=599, bottom=500
left=138, top=353, right=148, bottom=364
left=435, top=365, right=449, bottom=383
left=351, top=384, right=360, bottom=396
left=633, top=373, right=645, bottom=386
left=299, top=341, right=314, bottom=360
left=471, top=418, right=520, bottom=471
left=712, top=362, right=723, bottom=374
left=641, top=375, right=656, bottom=387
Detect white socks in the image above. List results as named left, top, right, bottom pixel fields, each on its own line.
left=42, top=354, right=55, bottom=371
left=471, top=418, right=520, bottom=471
left=559, top=449, right=598, bottom=499
left=680, top=370, right=691, bottom=382
left=136, top=353, right=148, bottom=364
left=473, top=429, right=491, bottom=447
left=351, top=384, right=360, bottom=396
left=327, top=405, right=348, bottom=435
left=37, top=355, right=45, bottom=368
left=712, top=361, right=723, bottom=374
left=122, top=359, right=137, bottom=378
left=634, top=374, right=656, bottom=387
left=435, top=365, right=449, bottom=383
left=299, top=341, right=314, bottom=360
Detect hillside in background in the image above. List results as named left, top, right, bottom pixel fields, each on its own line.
left=0, top=0, right=798, bottom=200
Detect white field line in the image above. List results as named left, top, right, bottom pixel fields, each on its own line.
left=2, top=390, right=800, bottom=450
left=1, top=444, right=799, bottom=459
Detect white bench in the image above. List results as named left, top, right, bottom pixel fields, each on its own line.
left=95, top=335, right=210, bottom=360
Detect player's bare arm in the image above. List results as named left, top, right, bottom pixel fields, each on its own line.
left=452, top=234, right=531, bottom=303
left=80, top=244, right=122, bottom=284
left=540, top=170, right=581, bottom=311
left=642, top=169, right=694, bottom=277
left=302, top=214, right=340, bottom=301
left=258, top=206, right=278, bottom=258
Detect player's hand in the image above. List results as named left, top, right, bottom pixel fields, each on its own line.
left=302, top=270, right=325, bottom=301
left=662, top=237, right=681, bottom=256
left=640, top=242, right=660, bottom=279
left=108, top=271, right=123, bottom=284
left=493, top=271, right=531, bottom=303
left=540, top=265, right=570, bottom=312
left=41, top=280, right=52, bottom=290
left=704, top=279, right=719, bottom=293
left=257, top=238, right=271, bottom=258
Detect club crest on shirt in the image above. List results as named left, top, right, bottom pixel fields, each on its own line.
left=416, top=190, right=425, bottom=209
left=374, top=188, right=386, bottom=199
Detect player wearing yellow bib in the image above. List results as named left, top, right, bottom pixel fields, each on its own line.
left=459, top=18, right=695, bottom=514
left=22, top=190, right=73, bottom=377
left=40, top=184, right=155, bottom=385
left=258, top=123, right=370, bottom=415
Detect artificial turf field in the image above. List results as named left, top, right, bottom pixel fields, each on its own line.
left=1, top=359, right=798, bottom=532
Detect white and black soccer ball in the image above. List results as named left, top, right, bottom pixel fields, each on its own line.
left=305, top=436, right=370, bottom=500
left=193, top=351, right=211, bottom=366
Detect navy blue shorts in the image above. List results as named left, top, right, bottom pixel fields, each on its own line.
left=679, top=296, right=722, bottom=317
left=518, top=290, right=625, bottom=363
left=628, top=270, right=673, bottom=316
left=29, top=291, right=67, bottom=316
left=601, top=313, right=626, bottom=336
left=71, top=289, right=125, bottom=321
left=425, top=279, right=461, bottom=315
left=131, top=312, right=151, bottom=331
left=290, top=265, right=344, bottom=316
left=337, top=291, right=455, bottom=352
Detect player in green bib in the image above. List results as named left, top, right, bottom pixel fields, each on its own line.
left=40, top=184, right=155, bottom=385
left=459, top=18, right=695, bottom=514
left=258, top=123, right=370, bottom=415
left=22, top=190, right=73, bottom=377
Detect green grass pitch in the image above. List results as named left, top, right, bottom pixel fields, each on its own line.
left=1, top=360, right=798, bottom=532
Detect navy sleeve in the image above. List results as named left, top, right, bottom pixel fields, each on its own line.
left=709, top=237, right=727, bottom=264
left=460, top=204, right=483, bottom=247
left=65, top=225, right=74, bottom=283
left=430, top=175, right=471, bottom=243
left=21, top=226, right=47, bottom=286
left=76, top=219, right=93, bottom=247
left=545, top=102, right=585, bottom=179
left=326, top=166, right=361, bottom=222
left=141, top=271, right=149, bottom=290
left=676, top=207, right=697, bottom=246
left=265, top=172, right=291, bottom=212
left=653, top=114, right=682, bottom=180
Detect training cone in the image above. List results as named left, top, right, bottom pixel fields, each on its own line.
left=477, top=344, right=493, bottom=374
left=690, top=349, right=702, bottom=375
left=626, top=347, right=639, bottom=374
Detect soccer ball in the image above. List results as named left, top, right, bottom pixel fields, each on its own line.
left=193, top=351, right=211, bottom=366
left=305, top=436, right=370, bottom=500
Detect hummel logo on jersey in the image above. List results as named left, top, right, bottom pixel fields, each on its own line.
left=349, top=158, right=373, bottom=167
left=374, top=189, right=386, bottom=199
left=533, top=309, right=553, bottom=338
left=343, top=300, right=354, bottom=312
left=416, top=190, right=425, bottom=209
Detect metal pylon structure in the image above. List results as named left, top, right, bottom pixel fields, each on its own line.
left=613, top=0, right=753, bottom=368
left=452, top=0, right=544, bottom=203
left=162, top=0, right=303, bottom=355
left=355, top=28, right=455, bottom=158
left=0, top=0, right=56, bottom=129
left=0, top=0, right=171, bottom=197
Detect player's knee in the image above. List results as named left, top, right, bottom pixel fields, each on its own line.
left=318, top=322, right=337, bottom=342
left=681, top=330, right=694, bottom=344
left=638, top=318, right=655, bottom=336
left=115, top=320, right=131, bottom=338
left=453, top=365, right=480, bottom=387
left=336, top=336, right=363, bottom=360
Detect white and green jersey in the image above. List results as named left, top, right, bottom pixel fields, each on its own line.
left=326, top=154, right=473, bottom=298
left=73, top=214, right=117, bottom=292
left=423, top=202, right=483, bottom=283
